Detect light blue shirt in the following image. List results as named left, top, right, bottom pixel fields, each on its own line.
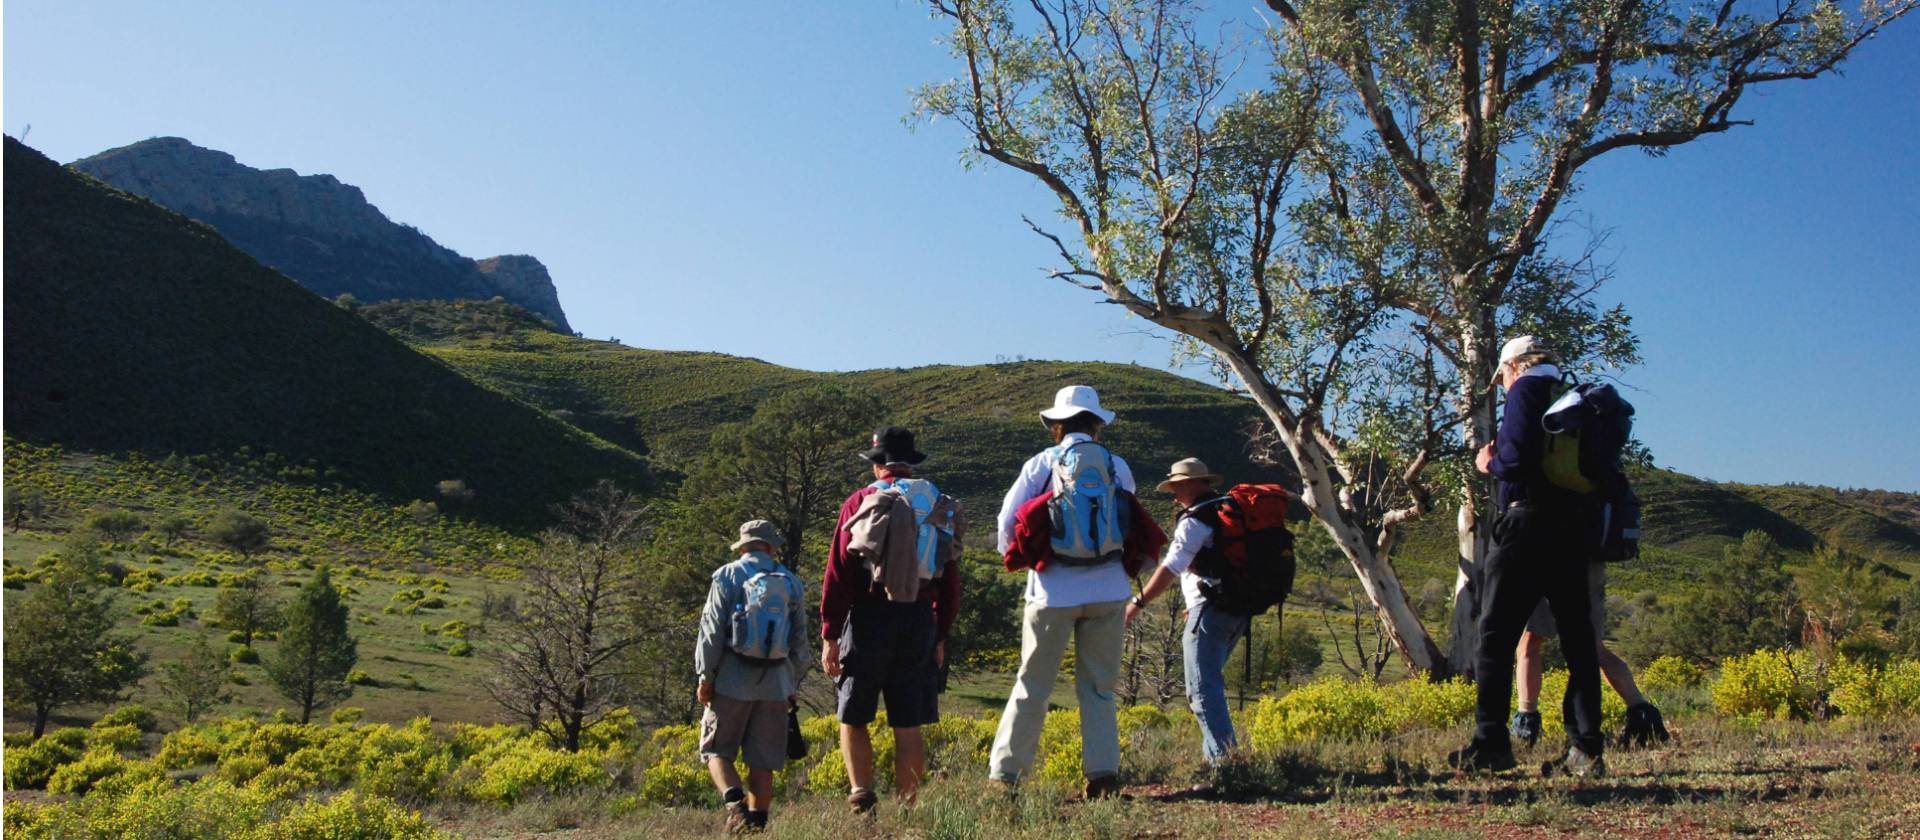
left=995, top=433, right=1137, bottom=608
left=695, top=551, right=810, bottom=702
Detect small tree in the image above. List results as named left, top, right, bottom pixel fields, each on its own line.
left=207, top=511, right=271, bottom=561
left=1794, top=543, right=1893, bottom=650
left=437, top=480, right=476, bottom=504
left=214, top=571, right=282, bottom=648
left=158, top=635, right=231, bottom=723
left=266, top=567, right=358, bottom=723
left=486, top=482, right=653, bottom=750
left=669, top=383, right=885, bottom=570
left=403, top=500, right=439, bottom=525
left=1661, top=531, right=1800, bottom=663
left=3, top=542, right=148, bottom=737
left=152, top=513, right=194, bottom=546
left=84, top=509, right=144, bottom=543
left=6, top=487, right=52, bottom=531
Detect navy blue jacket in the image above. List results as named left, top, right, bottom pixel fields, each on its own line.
left=1488, top=371, right=1574, bottom=511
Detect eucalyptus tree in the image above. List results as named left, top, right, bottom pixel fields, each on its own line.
left=916, top=0, right=1910, bottom=675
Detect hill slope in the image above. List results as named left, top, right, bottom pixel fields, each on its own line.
left=69, top=137, right=571, bottom=330
left=3, top=138, right=644, bottom=527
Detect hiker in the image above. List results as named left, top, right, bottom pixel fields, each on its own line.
left=696, top=519, right=810, bottom=834
left=1125, top=458, right=1244, bottom=764
left=820, top=427, right=962, bottom=814
left=1450, top=336, right=1608, bottom=778
left=991, top=385, right=1164, bottom=799
left=1511, top=565, right=1670, bottom=749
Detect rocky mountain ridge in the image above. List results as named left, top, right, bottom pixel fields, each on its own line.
left=70, top=137, right=571, bottom=330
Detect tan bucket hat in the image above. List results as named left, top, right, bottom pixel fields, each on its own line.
left=729, top=519, right=785, bottom=553
left=1155, top=457, right=1221, bottom=493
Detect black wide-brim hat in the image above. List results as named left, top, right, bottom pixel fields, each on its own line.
left=861, top=426, right=928, bottom=465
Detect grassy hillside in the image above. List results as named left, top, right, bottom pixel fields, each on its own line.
left=2, top=138, right=648, bottom=529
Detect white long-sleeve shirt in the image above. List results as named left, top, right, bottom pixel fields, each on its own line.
left=995, top=433, right=1137, bottom=608
left=1158, top=507, right=1223, bottom=613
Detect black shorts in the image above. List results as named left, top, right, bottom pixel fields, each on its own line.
left=835, top=599, right=939, bottom=728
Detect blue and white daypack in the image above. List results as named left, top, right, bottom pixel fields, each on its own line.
left=728, top=564, right=799, bottom=665
left=1046, top=440, right=1126, bottom=565
left=869, top=477, right=950, bottom=579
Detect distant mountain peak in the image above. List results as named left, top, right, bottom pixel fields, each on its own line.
left=70, top=138, right=570, bottom=330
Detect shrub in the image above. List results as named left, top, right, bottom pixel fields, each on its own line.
left=156, top=728, right=224, bottom=770
left=264, top=790, right=451, bottom=840
left=1246, top=678, right=1388, bottom=751
left=7, top=777, right=269, bottom=840
left=445, top=640, right=473, bottom=657
left=806, top=748, right=851, bottom=795
left=45, top=748, right=161, bottom=795
left=86, top=723, right=143, bottom=754
left=1712, top=649, right=1825, bottom=721
left=230, top=646, right=261, bottom=664
left=97, top=704, right=160, bottom=733
left=4, top=728, right=91, bottom=788
left=332, top=707, right=367, bottom=725
left=1383, top=677, right=1477, bottom=731
left=462, top=741, right=609, bottom=805
left=1830, top=658, right=1920, bottom=720
left=218, top=753, right=270, bottom=784
left=1534, top=668, right=1630, bottom=734
left=1034, top=709, right=1084, bottom=783
left=637, top=757, right=710, bottom=806
left=346, top=669, right=376, bottom=686
left=1642, top=656, right=1708, bottom=694
left=248, top=763, right=321, bottom=798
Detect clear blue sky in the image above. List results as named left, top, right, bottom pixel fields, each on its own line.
left=7, top=2, right=1916, bottom=491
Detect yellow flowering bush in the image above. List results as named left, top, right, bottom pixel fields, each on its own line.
left=460, top=739, right=609, bottom=805
left=1712, top=649, right=1825, bottom=721
left=5, top=778, right=270, bottom=840
left=45, top=749, right=163, bottom=795
left=1383, top=677, right=1477, bottom=731
left=155, top=727, right=224, bottom=770
left=637, top=757, right=710, bottom=806
left=1035, top=709, right=1084, bottom=783
left=1641, top=656, right=1708, bottom=694
left=1534, top=669, right=1629, bottom=733
left=1830, top=658, right=1920, bottom=720
left=257, top=790, right=451, bottom=840
left=1246, top=678, right=1389, bottom=751
left=5, top=727, right=91, bottom=788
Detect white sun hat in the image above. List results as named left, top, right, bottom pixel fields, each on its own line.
left=1497, top=335, right=1550, bottom=371
left=1038, top=384, right=1116, bottom=425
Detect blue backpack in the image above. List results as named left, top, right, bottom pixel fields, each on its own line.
left=1046, top=440, right=1126, bottom=566
left=728, top=565, right=798, bottom=665
left=869, top=477, right=950, bottom=579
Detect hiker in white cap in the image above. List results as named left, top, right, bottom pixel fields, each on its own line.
left=988, top=385, right=1136, bottom=799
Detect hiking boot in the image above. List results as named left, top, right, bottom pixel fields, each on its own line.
left=744, top=810, right=769, bottom=832
left=1619, top=702, right=1671, bottom=749
left=846, top=787, right=878, bottom=815
left=1541, top=745, right=1606, bottom=779
left=1509, top=710, right=1543, bottom=748
left=723, top=800, right=750, bottom=834
left=1446, top=740, right=1518, bottom=773
left=1083, top=774, right=1126, bottom=800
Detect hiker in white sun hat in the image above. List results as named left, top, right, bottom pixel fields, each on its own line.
left=989, top=384, right=1138, bottom=800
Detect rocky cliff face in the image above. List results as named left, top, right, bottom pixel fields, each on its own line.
left=70, top=137, right=571, bottom=331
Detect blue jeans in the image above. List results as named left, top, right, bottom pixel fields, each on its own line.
left=1183, top=603, right=1247, bottom=764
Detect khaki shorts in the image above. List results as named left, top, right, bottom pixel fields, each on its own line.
left=1525, top=561, right=1606, bottom=638
left=699, top=694, right=787, bottom=770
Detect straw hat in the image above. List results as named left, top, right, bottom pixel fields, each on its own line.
left=1155, top=457, right=1221, bottom=493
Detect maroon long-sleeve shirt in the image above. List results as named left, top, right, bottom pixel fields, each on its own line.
left=819, top=475, right=962, bottom=643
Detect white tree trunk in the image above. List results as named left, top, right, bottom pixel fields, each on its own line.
left=1447, top=321, right=1499, bottom=677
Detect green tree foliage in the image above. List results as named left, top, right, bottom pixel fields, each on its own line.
left=669, top=383, right=885, bottom=571
left=266, top=567, right=358, bottom=723
left=2, top=540, right=148, bottom=736
left=1794, top=543, right=1894, bottom=650
left=214, top=571, right=282, bottom=648
left=158, top=635, right=232, bottom=724
left=152, top=512, right=194, bottom=545
left=5, top=485, right=52, bottom=530
left=83, top=509, right=144, bottom=543
left=1637, top=532, right=1800, bottom=664
left=207, top=510, right=271, bottom=561
left=915, top=0, right=1912, bottom=676
left=1893, top=580, right=1920, bottom=659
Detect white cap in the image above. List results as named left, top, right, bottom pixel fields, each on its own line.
left=1038, top=384, right=1116, bottom=425
left=1497, top=335, right=1549, bottom=370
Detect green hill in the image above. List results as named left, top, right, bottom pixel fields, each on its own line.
left=2, top=138, right=647, bottom=529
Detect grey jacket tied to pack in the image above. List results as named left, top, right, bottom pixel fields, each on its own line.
left=843, top=490, right=965, bottom=603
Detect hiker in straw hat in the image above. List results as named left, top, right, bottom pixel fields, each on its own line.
left=1125, top=457, right=1246, bottom=766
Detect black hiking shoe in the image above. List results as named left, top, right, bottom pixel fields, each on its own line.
left=1541, top=745, right=1606, bottom=779
left=1509, top=710, right=1543, bottom=748
left=1083, top=774, right=1129, bottom=801
left=847, top=787, right=878, bottom=815
left=723, top=800, right=750, bottom=834
left=744, top=810, right=768, bottom=832
left=1446, top=741, right=1517, bottom=773
left=1619, top=702, right=1671, bottom=748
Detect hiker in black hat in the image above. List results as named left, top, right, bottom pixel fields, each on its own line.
left=1450, top=337, right=1608, bottom=778
left=819, top=426, right=962, bottom=814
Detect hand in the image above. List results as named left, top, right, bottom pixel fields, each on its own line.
left=697, top=679, right=715, bottom=706
left=1125, top=600, right=1143, bottom=626
left=822, top=640, right=842, bottom=678
left=1474, top=442, right=1495, bottom=475
left=935, top=641, right=946, bottom=669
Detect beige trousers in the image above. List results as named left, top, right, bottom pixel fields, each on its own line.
left=988, top=599, right=1126, bottom=782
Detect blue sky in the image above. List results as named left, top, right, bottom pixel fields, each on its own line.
left=6, top=2, right=1916, bottom=491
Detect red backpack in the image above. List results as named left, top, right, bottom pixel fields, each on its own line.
left=1190, top=484, right=1296, bottom=617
